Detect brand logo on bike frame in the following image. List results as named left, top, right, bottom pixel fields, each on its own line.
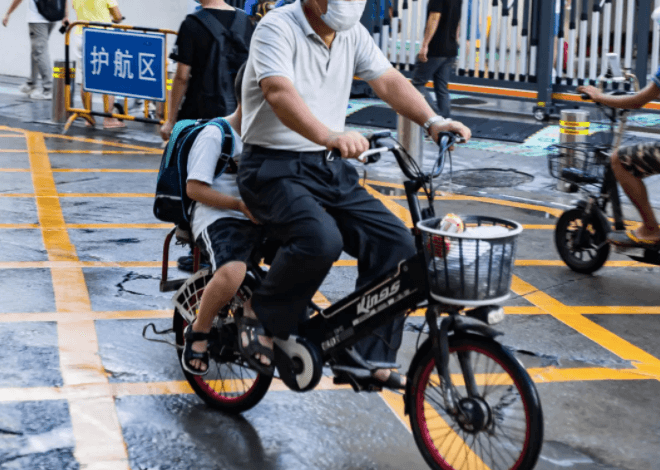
left=356, top=280, right=401, bottom=315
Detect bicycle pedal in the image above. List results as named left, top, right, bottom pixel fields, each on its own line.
left=331, top=365, right=371, bottom=379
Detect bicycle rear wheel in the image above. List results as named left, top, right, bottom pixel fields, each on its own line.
left=407, top=334, right=543, bottom=470
left=173, top=310, right=271, bottom=414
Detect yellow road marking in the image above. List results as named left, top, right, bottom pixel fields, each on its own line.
left=0, top=193, right=33, bottom=197
left=0, top=365, right=652, bottom=404
left=0, top=149, right=27, bottom=153
left=26, top=130, right=130, bottom=469
left=58, top=193, right=153, bottom=198
left=0, top=310, right=172, bottom=323
left=512, top=276, right=660, bottom=379
left=66, top=223, right=173, bottom=229
left=52, top=168, right=158, bottom=172
left=0, top=224, right=40, bottom=229
left=0, top=168, right=29, bottom=172
left=364, top=182, right=413, bottom=225
left=39, top=130, right=161, bottom=153
left=49, top=150, right=156, bottom=155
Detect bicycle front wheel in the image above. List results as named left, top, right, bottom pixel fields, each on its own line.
left=407, top=334, right=543, bottom=470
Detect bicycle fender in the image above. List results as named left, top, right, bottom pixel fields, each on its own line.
left=453, top=316, right=503, bottom=339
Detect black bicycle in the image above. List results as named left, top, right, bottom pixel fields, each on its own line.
left=549, top=82, right=660, bottom=273
left=151, top=131, right=544, bottom=470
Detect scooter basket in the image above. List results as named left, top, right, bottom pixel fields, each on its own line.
left=417, top=215, right=523, bottom=306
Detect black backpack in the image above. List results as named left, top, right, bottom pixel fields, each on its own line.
left=35, top=0, right=65, bottom=22
left=153, top=118, right=236, bottom=231
left=190, top=9, right=252, bottom=119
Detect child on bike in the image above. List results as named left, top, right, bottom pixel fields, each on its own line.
left=181, top=63, right=265, bottom=375
left=578, top=79, right=660, bottom=248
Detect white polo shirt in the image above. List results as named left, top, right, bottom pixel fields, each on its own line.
left=241, top=0, right=392, bottom=152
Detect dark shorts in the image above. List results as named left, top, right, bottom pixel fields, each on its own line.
left=618, top=142, right=660, bottom=179
left=195, top=218, right=262, bottom=273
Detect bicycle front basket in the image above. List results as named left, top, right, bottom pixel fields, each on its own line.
left=417, top=215, right=522, bottom=306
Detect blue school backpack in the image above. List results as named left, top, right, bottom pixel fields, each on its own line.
left=154, top=118, right=236, bottom=230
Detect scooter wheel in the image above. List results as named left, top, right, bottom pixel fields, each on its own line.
left=555, top=208, right=610, bottom=274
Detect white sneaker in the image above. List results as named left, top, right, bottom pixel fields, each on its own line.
left=30, top=89, right=52, bottom=100
left=19, top=83, right=35, bottom=95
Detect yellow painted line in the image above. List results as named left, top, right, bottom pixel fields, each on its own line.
left=0, top=134, right=25, bottom=137
left=448, top=82, right=537, bottom=99
left=58, top=193, right=152, bottom=198
left=39, top=131, right=161, bottom=153
left=27, top=132, right=77, bottom=263
left=0, top=261, right=175, bottom=269
left=529, top=367, right=650, bottom=383
left=0, top=310, right=172, bottom=323
left=0, top=149, right=27, bottom=153
left=521, top=225, right=554, bottom=230
left=512, top=276, right=660, bottom=379
left=409, top=306, right=544, bottom=316
left=0, top=224, right=40, bottom=229
left=49, top=150, right=156, bottom=155
left=363, top=182, right=413, bottom=226
left=575, top=306, right=660, bottom=314
left=53, top=168, right=158, bottom=173
left=334, top=259, right=358, bottom=267
left=515, top=259, right=656, bottom=268
left=66, top=223, right=174, bottom=229
left=0, top=193, right=33, bottom=197
left=312, top=291, right=331, bottom=308
left=27, top=130, right=130, bottom=469
left=0, top=168, right=29, bottom=172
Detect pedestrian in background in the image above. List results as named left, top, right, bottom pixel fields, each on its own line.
left=71, top=0, right=124, bottom=129
left=412, top=0, right=462, bottom=118
left=3, top=0, right=68, bottom=100
left=159, top=0, right=254, bottom=142
left=161, top=0, right=254, bottom=273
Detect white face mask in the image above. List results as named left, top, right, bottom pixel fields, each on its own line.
left=320, top=0, right=366, bottom=32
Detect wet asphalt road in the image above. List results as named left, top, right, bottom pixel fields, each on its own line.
left=0, top=97, right=660, bottom=470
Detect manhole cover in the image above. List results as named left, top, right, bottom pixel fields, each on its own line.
left=449, top=168, right=534, bottom=188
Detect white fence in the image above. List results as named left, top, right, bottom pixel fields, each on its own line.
left=374, top=0, right=657, bottom=88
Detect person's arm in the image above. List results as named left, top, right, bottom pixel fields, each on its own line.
left=577, top=83, right=660, bottom=110
left=418, top=12, right=441, bottom=62
left=160, top=63, right=190, bottom=140
left=109, top=5, right=122, bottom=23
left=3, top=0, right=23, bottom=27
left=187, top=180, right=258, bottom=223
left=369, top=68, right=471, bottom=142
left=261, top=76, right=369, bottom=158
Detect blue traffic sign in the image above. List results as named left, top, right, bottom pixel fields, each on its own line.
left=82, top=28, right=166, bottom=101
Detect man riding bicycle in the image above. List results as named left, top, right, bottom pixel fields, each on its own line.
left=578, top=78, right=660, bottom=248
left=236, top=0, right=471, bottom=388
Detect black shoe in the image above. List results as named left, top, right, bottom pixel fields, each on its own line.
left=177, top=255, right=210, bottom=273
left=177, top=255, right=194, bottom=273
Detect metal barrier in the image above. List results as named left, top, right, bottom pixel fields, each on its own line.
left=62, top=21, right=177, bottom=133
left=372, top=0, right=659, bottom=119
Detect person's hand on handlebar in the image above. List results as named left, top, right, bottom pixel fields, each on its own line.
left=576, top=85, right=603, bottom=103
left=428, top=119, right=472, bottom=144
left=324, top=130, right=369, bottom=160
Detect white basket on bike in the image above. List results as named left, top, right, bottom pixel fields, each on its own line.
left=417, top=215, right=522, bottom=306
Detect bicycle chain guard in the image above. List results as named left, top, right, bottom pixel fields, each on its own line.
left=273, top=335, right=323, bottom=392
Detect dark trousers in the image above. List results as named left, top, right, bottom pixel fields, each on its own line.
left=411, top=56, right=455, bottom=118
left=237, top=146, right=417, bottom=363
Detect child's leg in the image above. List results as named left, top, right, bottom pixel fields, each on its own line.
left=188, top=261, right=246, bottom=372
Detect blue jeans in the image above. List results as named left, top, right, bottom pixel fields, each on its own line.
left=411, top=57, right=455, bottom=118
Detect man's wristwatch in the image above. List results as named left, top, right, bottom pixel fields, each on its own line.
left=423, top=115, right=448, bottom=136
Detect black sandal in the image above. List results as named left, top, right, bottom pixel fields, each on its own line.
left=236, top=314, right=275, bottom=376
left=181, top=325, right=211, bottom=376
